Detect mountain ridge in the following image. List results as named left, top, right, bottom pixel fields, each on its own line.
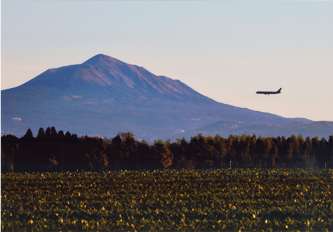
left=2, top=54, right=332, bottom=139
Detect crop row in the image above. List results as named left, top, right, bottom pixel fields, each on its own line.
left=2, top=169, right=333, bottom=231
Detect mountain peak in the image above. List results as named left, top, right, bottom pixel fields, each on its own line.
left=83, top=53, right=123, bottom=66
left=23, top=53, right=205, bottom=100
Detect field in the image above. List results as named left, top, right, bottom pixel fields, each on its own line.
left=2, top=169, right=333, bottom=231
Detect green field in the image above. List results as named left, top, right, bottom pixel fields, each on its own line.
left=2, top=169, right=333, bottom=231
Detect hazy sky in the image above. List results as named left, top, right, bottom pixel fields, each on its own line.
left=2, top=0, right=333, bottom=121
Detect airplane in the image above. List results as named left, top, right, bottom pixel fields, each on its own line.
left=256, top=88, right=282, bottom=95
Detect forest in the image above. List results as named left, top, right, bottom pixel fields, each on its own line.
left=2, top=127, right=333, bottom=171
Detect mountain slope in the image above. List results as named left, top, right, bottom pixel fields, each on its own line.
left=2, top=54, right=332, bottom=139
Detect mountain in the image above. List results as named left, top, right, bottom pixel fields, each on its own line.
left=2, top=54, right=333, bottom=139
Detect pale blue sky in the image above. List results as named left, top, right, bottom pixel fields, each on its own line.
left=2, top=0, right=333, bottom=120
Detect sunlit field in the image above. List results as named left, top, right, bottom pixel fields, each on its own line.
left=2, top=169, right=333, bottom=231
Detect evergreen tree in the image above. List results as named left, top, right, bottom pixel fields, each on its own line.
left=37, top=128, right=45, bottom=139
left=22, top=129, right=34, bottom=140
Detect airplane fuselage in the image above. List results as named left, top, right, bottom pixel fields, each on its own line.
left=256, top=88, right=282, bottom=95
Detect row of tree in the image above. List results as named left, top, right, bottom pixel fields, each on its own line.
left=2, top=127, right=333, bottom=171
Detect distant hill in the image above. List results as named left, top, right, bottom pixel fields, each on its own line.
left=2, top=54, right=333, bottom=139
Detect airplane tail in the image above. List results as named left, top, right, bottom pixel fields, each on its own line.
left=277, top=88, right=282, bottom=93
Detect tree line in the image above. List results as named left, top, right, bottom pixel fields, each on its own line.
left=2, top=127, right=333, bottom=171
